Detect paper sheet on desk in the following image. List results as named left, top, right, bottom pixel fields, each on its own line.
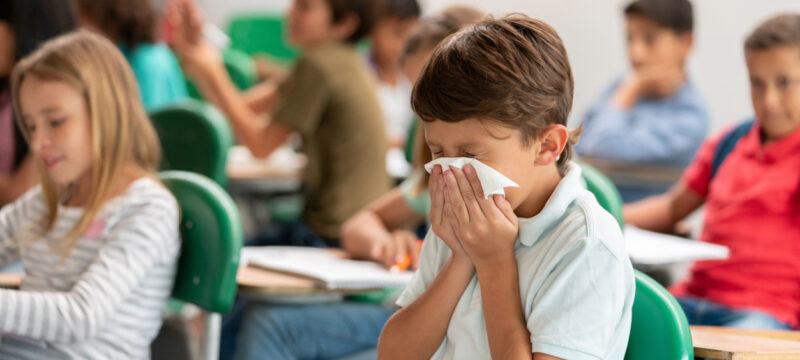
left=425, top=157, right=519, bottom=199
left=624, top=226, right=729, bottom=265
left=242, top=247, right=414, bottom=290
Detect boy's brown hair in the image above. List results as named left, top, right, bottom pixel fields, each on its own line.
left=76, top=0, right=157, bottom=48
left=745, top=13, right=800, bottom=53
left=328, top=0, right=381, bottom=44
left=411, top=14, right=577, bottom=173
left=624, top=0, right=693, bottom=34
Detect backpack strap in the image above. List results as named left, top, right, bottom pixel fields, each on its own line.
left=710, top=119, right=755, bottom=180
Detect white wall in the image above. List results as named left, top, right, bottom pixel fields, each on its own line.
left=200, top=0, right=800, bottom=133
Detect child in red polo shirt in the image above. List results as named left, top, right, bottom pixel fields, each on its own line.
left=625, top=13, right=800, bottom=330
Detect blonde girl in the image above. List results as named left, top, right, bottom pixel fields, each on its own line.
left=0, top=30, right=179, bottom=359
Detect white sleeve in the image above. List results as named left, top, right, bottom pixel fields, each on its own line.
left=0, top=187, right=44, bottom=267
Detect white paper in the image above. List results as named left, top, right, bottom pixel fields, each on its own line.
left=624, top=226, right=729, bottom=265
left=242, top=247, right=414, bottom=290
left=424, top=157, right=519, bottom=199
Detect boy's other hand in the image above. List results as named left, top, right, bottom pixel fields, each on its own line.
left=443, top=164, right=519, bottom=269
left=370, top=230, right=421, bottom=270
left=430, top=165, right=471, bottom=263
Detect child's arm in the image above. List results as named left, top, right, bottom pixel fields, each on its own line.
left=442, top=165, right=537, bottom=358
left=624, top=183, right=704, bottom=233
left=0, top=197, right=180, bottom=342
left=242, top=81, right=279, bottom=115
left=378, top=255, right=475, bottom=359
left=378, top=166, right=476, bottom=359
left=577, top=78, right=708, bottom=166
left=169, top=0, right=292, bottom=158
left=341, top=188, right=424, bottom=268
left=0, top=186, right=42, bottom=266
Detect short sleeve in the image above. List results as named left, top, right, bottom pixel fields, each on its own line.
left=395, top=230, right=444, bottom=308
left=272, top=57, right=330, bottom=135
left=400, top=171, right=431, bottom=217
left=526, top=239, right=634, bottom=360
left=682, top=129, right=727, bottom=198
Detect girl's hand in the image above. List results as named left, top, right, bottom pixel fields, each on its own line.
left=166, top=0, right=224, bottom=80
left=442, top=164, right=519, bottom=269
left=429, top=165, right=471, bottom=264
left=370, top=230, right=421, bottom=270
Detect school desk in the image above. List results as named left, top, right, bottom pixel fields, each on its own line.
left=579, top=156, right=685, bottom=190
left=691, top=325, right=800, bottom=359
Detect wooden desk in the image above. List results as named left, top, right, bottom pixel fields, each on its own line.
left=579, top=156, right=684, bottom=188
left=692, top=325, right=800, bottom=359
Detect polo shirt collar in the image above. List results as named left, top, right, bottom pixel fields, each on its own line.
left=517, top=162, right=582, bottom=247
left=741, top=120, right=800, bottom=163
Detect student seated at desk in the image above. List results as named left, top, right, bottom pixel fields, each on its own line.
left=169, top=0, right=391, bottom=248
left=379, top=15, right=635, bottom=360
left=0, top=32, right=180, bottom=359
left=369, top=0, right=420, bottom=150
left=576, top=0, right=709, bottom=202
left=0, top=0, right=77, bottom=207
left=77, top=0, right=188, bottom=111
left=625, top=13, right=800, bottom=330
left=221, top=8, right=484, bottom=360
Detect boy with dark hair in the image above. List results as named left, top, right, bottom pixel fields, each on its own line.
left=577, top=0, right=710, bottom=202
left=379, top=14, right=634, bottom=359
left=626, top=13, right=800, bottom=330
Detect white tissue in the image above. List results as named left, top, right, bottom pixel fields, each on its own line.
left=424, top=157, right=519, bottom=199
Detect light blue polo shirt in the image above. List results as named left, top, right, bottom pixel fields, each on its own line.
left=396, top=162, right=635, bottom=360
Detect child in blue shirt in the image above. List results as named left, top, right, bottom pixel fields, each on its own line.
left=577, top=0, right=709, bottom=202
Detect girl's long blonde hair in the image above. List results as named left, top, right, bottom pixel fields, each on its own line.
left=10, top=31, right=161, bottom=257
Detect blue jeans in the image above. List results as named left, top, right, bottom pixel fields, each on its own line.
left=233, top=302, right=394, bottom=360
left=677, top=296, right=792, bottom=330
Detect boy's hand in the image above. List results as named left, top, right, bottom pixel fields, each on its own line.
left=442, top=164, right=519, bottom=269
left=635, top=65, right=684, bottom=98
left=430, top=165, right=471, bottom=264
left=370, top=230, right=421, bottom=270
left=166, top=0, right=224, bottom=80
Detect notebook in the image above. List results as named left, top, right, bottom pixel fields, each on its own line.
left=624, top=226, right=729, bottom=265
left=242, top=246, right=415, bottom=290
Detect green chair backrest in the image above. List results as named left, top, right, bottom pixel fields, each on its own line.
left=227, top=14, right=299, bottom=64
left=185, top=48, right=257, bottom=100
left=578, top=161, right=625, bottom=228
left=149, top=99, right=234, bottom=187
left=625, top=270, right=694, bottom=360
left=161, top=171, right=243, bottom=314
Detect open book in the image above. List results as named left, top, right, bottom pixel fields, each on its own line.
left=242, top=246, right=414, bottom=290
left=625, top=226, right=729, bottom=265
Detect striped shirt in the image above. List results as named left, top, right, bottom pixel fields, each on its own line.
left=0, top=177, right=180, bottom=359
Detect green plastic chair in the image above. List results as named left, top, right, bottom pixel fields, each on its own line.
left=625, top=270, right=694, bottom=360
left=185, top=48, right=258, bottom=100
left=578, top=161, right=625, bottom=228
left=227, top=14, right=299, bottom=64
left=149, top=99, right=234, bottom=188
left=161, top=171, right=243, bottom=360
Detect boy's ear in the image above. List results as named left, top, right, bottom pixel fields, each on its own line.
left=534, top=124, right=569, bottom=166
left=678, top=32, right=694, bottom=57
left=332, top=13, right=360, bottom=42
